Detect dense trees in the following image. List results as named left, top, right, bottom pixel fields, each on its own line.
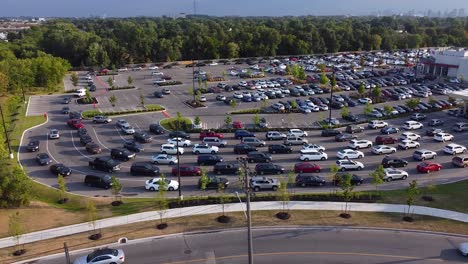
left=2, top=16, right=466, bottom=68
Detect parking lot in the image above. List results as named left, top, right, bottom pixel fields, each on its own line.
left=20, top=50, right=468, bottom=198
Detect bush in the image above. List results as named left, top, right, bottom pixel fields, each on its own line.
left=81, top=105, right=165, bottom=119
left=157, top=81, right=182, bottom=86
left=160, top=117, right=193, bottom=131
left=108, top=86, right=136, bottom=91
left=231, top=108, right=261, bottom=115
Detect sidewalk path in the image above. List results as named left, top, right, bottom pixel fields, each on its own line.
left=1, top=201, right=467, bottom=248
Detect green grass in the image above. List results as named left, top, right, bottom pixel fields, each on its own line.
left=230, top=108, right=261, bottom=115
left=160, top=117, right=192, bottom=131
left=81, top=105, right=165, bottom=118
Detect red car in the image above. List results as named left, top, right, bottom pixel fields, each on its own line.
left=232, top=121, right=243, bottom=129
left=294, top=162, right=321, bottom=173
left=171, top=165, right=202, bottom=176
left=67, top=119, right=84, bottom=129
left=199, top=130, right=224, bottom=140
left=416, top=162, right=442, bottom=173
left=375, top=135, right=397, bottom=145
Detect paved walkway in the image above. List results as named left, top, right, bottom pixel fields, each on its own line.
left=1, top=201, right=467, bottom=248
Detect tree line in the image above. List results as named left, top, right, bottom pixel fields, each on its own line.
left=2, top=16, right=467, bottom=70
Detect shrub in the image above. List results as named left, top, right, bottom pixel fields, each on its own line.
left=160, top=117, right=193, bottom=131
left=157, top=81, right=183, bottom=86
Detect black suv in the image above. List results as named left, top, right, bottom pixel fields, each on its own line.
left=247, top=152, right=272, bottom=163
left=198, top=176, right=229, bottom=189
left=49, top=163, right=72, bottom=176
left=333, top=173, right=364, bottom=186
left=295, top=174, right=326, bottom=187
left=123, top=140, right=144, bottom=152
left=197, top=154, right=223, bottom=165
left=213, top=163, right=241, bottom=175
left=255, top=163, right=285, bottom=175
left=80, top=135, right=93, bottom=145
left=84, top=174, right=112, bottom=189
left=77, top=128, right=88, bottom=137
left=268, top=144, right=292, bottom=154
left=321, top=129, right=341, bottom=137
left=234, top=130, right=255, bottom=139
left=110, top=148, right=136, bottom=161
left=149, top=123, right=165, bottom=134
left=133, top=131, right=152, bottom=143
left=335, top=133, right=357, bottom=142
left=381, top=156, right=409, bottom=168
left=168, top=130, right=190, bottom=139
left=343, top=114, right=359, bottom=122
left=233, top=144, right=257, bottom=154
left=130, top=162, right=159, bottom=176
left=89, top=157, right=121, bottom=172
left=345, top=125, right=364, bottom=134
left=26, top=140, right=40, bottom=152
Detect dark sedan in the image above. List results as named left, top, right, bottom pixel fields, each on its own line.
left=85, top=142, right=102, bottom=154
left=198, top=176, right=229, bottom=190
left=172, top=165, right=202, bottom=176
left=36, top=153, right=52, bottom=166
left=295, top=174, right=326, bottom=187
left=133, top=132, right=152, bottom=143
left=380, top=126, right=400, bottom=134
left=335, top=133, right=357, bottom=142
left=333, top=173, right=364, bottom=186
left=268, top=144, right=292, bottom=154
left=255, top=163, right=285, bottom=175
left=49, top=163, right=72, bottom=176
left=321, top=129, right=341, bottom=137
left=123, top=140, right=145, bottom=152
left=233, top=144, right=257, bottom=154
left=130, top=162, right=160, bottom=176
left=26, top=140, right=40, bottom=152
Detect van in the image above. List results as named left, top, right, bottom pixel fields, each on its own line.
left=75, top=88, right=86, bottom=97
left=453, top=122, right=468, bottom=132
left=452, top=155, right=468, bottom=168
left=84, top=175, right=112, bottom=189
left=202, top=137, right=227, bottom=147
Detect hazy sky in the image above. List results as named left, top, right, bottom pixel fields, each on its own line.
left=1, top=0, right=467, bottom=17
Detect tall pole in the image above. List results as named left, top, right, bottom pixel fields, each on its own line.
left=176, top=118, right=182, bottom=199
left=328, top=69, right=335, bottom=127
left=238, top=157, right=254, bottom=264
left=0, top=104, right=13, bottom=159
left=63, top=242, right=71, bottom=264
left=20, top=87, right=26, bottom=103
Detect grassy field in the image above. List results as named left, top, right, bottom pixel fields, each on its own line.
left=2, top=210, right=468, bottom=263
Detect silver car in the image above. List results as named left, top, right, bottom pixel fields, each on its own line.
left=202, top=137, right=228, bottom=147
left=73, top=248, right=125, bottom=264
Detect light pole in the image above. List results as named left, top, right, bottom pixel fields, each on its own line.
left=176, top=118, right=182, bottom=199
left=237, top=157, right=254, bottom=264
left=0, top=104, right=13, bottom=159
left=328, top=68, right=336, bottom=127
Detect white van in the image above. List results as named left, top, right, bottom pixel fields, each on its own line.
left=75, top=88, right=86, bottom=97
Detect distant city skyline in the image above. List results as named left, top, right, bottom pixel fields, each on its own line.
left=1, top=0, right=467, bottom=17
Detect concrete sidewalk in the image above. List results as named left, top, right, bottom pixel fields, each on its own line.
left=1, top=201, right=467, bottom=248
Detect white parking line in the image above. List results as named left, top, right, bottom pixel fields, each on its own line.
left=114, top=126, right=128, bottom=142
left=91, top=126, right=110, bottom=150
left=70, top=131, right=91, bottom=160
left=134, top=123, right=142, bottom=132
left=45, top=133, right=59, bottom=163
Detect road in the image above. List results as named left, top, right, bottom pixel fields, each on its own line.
left=36, top=227, right=468, bottom=264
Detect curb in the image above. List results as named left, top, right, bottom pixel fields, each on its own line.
left=13, top=225, right=468, bottom=264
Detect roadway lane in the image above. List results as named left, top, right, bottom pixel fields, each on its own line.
left=37, top=227, right=468, bottom=264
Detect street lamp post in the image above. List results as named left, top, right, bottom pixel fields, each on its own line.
left=328, top=68, right=336, bottom=127
left=0, top=104, right=13, bottom=159
left=237, top=157, right=254, bottom=264
left=176, top=119, right=182, bottom=199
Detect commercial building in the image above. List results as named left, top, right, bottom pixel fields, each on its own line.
left=421, top=47, right=468, bottom=80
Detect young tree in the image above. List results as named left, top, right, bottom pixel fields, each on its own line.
left=57, top=175, right=67, bottom=203
left=404, top=180, right=420, bottom=220
left=358, top=82, right=366, bottom=98
left=127, top=75, right=133, bottom=86
left=70, top=72, right=79, bottom=87
left=199, top=167, right=209, bottom=191
left=285, top=65, right=291, bottom=75
left=330, top=74, right=337, bottom=88
left=86, top=200, right=99, bottom=235
left=217, top=181, right=229, bottom=222
left=109, top=94, right=117, bottom=107
left=84, top=89, right=92, bottom=104
left=292, top=64, right=300, bottom=78
left=341, top=106, right=350, bottom=118
left=363, top=102, right=373, bottom=116
left=195, top=90, right=202, bottom=103
left=110, top=175, right=123, bottom=204
left=298, top=67, right=306, bottom=80
left=428, top=96, right=437, bottom=105
left=224, top=114, right=232, bottom=129
left=230, top=99, right=237, bottom=109
left=317, top=63, right=326, bottom=72
left=339, top=173, right=354, bottom=218
left=383, top=105, right=394, bottom=116
left=261, top=98, right=269, bottom=109
left=154, top=175, right=169, bottom=229
left=106, top=76, right=114, bottom=88
left=8, top=211, right=23, bottom=253
left=276, top=176, right=291, bottom=219
left=405, top=98, right=420, bottom=110
left=370, top=165, right=385, bottom=193
left=194, top=116, right=201, bottom=127
left=252, top=113, right=261, bottom=127
left=139, top=93, right=145, bottom=107
left=372, top=85, right=382, bottom=99
left=319, top=72, right=329, bottom=85
left=290, top=100, right=297, bottom=109
left=360, top=57, right=366, bottom=67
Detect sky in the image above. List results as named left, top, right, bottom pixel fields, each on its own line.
left=1, top=0, right=467, bottom=17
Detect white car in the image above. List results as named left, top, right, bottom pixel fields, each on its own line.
left=336, top=149, right=364, bottom=159
left=433, top=132, right=454, bottom=142
left=403, top=121, right=423, bottom=130
left=73, top=248, right=125, bottom=264
left=368, top=120, right=388, bottom=129
left=299, top=151, right=328, bottom=161
left=120, top=124, right=135, bottom=135
left=192, top=144, right=219, bottom=154
left=398, top=140, right=420, bottom=150
left=458, top=242, right=468, bottom=256
left=148, top=65, right=159, bottom=70
left=336, top=159, right=364, bottom=171
left=160, top=144, right=184, bottom=155
left=383, top=168, right=408, bottom=182
left=167, top=137, right=192, bottom=147
left=233, top=92, right=243, bottom=99
left=152, top=71, right=164, bottom=76
left=443, top=143, right=467, bottom=155
left=48, top=129, right=60, bottom=139
left=272, top=103, right=285, bottom=111
left=399, top=132, right=421, bottom=141
left=358, top=97, right=372, bottom=104
left=372, top=145, right=397, bottom=155
left=151, top=154, right=178, bottom=165
left=302, top=143, right=326, bottom=152
left=145, top=178, right=179, bottom=191
left=348, top=139, right=373, bottom=150
left=288, top=129, right=308, bottom=137
left=116, top=119, right=129, bottom=128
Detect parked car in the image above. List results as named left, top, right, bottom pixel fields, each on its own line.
left=49, top=163, right=72, bottom=176
left=247, top=152, right=272, bottom=163
left=332, top=173, right=364, bottom=186
left=433, top=132, right=454, bottom=142
left=84, top=175, right=113, bottom=189
left=130, top=162, right=160, bottom=176
left=123, top=140, right=144, bottom=152
left=233, top=143, right=257, bottom=154
left=242, top=137, right=266, bottom=147
left=192, top=144, right=219, bottom=154
left=371, top=145, right=397, bottom=155
left=288, top=129, right=308, bottom=137
left=335, top=133, right=357, bottom=142
left=294, top=162, right=321, bottom=173
left=295, top=174, right=326, bottom=187
left=321, top=129, right=341, bottom=137
left=426, top=128, right=445, bottom=137
left=172, top=165, right=201, bottom=176
left=399, top=132, right=421, bottom=141
left=26, top=140, right=40, bottom=152
left=145, top=178, right=179, bottom=191
left=36, top=153, right=52, bottom=166
left=133, top=132, right=152, bottom=143
left=213, top=163, right=241, bottom=175
left=453, top=122, right=468, bottom=132
left=151, top=154, right=178, bottom=165
left=383, top=168, right=409, bottom=181
left=348, top=139, right=373, bottom=150
left=198, top=176, right=229, bottom=189
left=302, top=143, right=326, bottom=152
left=199, top=130, right=224, bottom=140
left=250, top=177, right=280, bottom=191
left=336, top=159, right=364, bottom=171
left=381, top=156, right=408, bottom=168
left=411, top=113, right=426, bottom=121
left=197, top=154, right=223, bottom=165
left=67, top=119, right=84, bottom=129
left=345, top=125, right=364, bottom=134
left=284, top=136, right=308, bottom=146
left=398, top=139, right=420, bottom=150
left=380, top=127, right=400, bottom=135
left=452, top=155, right=468, bottom=168
left=368, top=120, right=388, bottom=129
left=110, top=148, right=136, bottom=161
left=337, top=149, right=364, bottom=159
left=88, top=157, right=121, bottom=172
left=234, top=130, right=255, bottom=139
left=92, top=115, right=112, bottom=124
left=168, top=130, right=190, bottom=139
left=268, top=144, right=292, bottom=154
left=403, top=121, right=423, bottom=130
left=255, top=163, right=285, bottom=175
left=428, top=119, right=444, bottom=127
left=265, top=131, right=287, bottom=141
left=149, top=123, right=165, bottom=134
left=412, top=149, right=437, bottom=161
left=167, top=137, right=192, bottom=147
left=375, top=135, right=398, bottom=144
left=299, top=151, right=328, bottom=161
left=85, top=142, right=102, bottom=154
left=417, top=162, right=442, bottom=173
left=443, top=143, right=467, bottom=155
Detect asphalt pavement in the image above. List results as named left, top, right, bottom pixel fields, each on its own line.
left=31, top=227, right=468, bottom=264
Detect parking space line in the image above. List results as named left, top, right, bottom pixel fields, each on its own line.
left=46, top=133, right=59, bottom=163
left=114, top=126, right=128, bottom=142
left=91, top=126, right=110, bottom=150
left=70, top=131, right=91, bottom=160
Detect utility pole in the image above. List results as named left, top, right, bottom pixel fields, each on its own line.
left=63, top=242, right=71, bottom=264
left=238, top=157, right=254, bottom=264
left=176, top=119, right=182, bottom=199
left=0, top=104, right=13, bottom=159
left=328, top=67, right=335, bottom=127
